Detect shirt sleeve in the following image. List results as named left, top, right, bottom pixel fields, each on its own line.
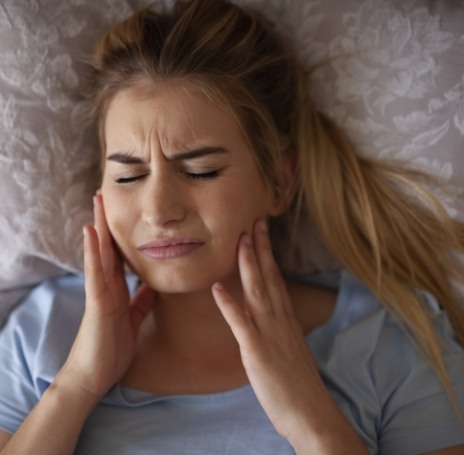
left=314, top=274, right=464, bottom=455
left=0, top=274, right=137, bottom=435
left=0, top=276, right=87, bottom=435
left=0, top=298, right=42, bottom=434
left=374, top=294, right=464, bottom=454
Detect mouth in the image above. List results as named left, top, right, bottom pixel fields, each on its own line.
left=137, top=238, right=204, bottom=259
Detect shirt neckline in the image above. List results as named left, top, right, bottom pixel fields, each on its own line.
left=111, top=271, right=354, bottom=407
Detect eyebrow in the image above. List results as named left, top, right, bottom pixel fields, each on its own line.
left=106, top=147, right=229, bottom=164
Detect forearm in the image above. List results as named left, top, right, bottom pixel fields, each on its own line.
left=290, top=415, right=368, bottom=455
left=287, top=387, right=368, bottom=455
left=1, top=373, right=98, bottom=455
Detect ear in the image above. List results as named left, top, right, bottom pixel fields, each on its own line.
left=267, top=150, right=298, bottom=217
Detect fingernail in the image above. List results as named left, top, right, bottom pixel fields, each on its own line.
left=258, top=220, right=268, bottom=233
left=242, top=233, right=253, bottom=247
left=213, top=282, right=225, bottom=292
left=94, top=194, right=102, bottom=208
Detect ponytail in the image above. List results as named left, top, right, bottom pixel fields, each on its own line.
left=296, top=72, right=464, bottom=402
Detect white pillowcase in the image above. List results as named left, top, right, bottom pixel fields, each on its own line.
left=0, top=0, right=463, bottom=290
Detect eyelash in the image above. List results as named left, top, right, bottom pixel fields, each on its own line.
left=115, top=175, right=146, bottom=185
left=115, top=170, right=220, bottom=185
left=185, top=170, right=220, bottom=180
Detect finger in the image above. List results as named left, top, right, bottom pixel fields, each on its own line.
left=237, top=233, right=274, bottom=319
left=93, top=194, right=122, bottom=277
left=253, top=220, right=291, bottom=314
left=83, top=224, right=107, bottom=304
left=212, top=282, right=256, bottom=346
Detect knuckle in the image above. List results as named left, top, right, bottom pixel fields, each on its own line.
left=250, top=283, right=268, bottom=301
left=265, top=268, right=282, bottom=286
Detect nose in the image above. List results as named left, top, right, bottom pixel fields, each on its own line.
left=141, top=170, right=187, bottom=228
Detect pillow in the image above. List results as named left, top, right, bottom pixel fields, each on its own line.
left=305, top=0, right=464, bottom=195
left=0, top=0, right=136, bottom=288
left=267, top=0, right=464, bottom=275
left=0, top=0, right=463, bottom=289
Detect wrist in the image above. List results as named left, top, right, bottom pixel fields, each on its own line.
left=285, top=392, right=368, bottom=455
left=0, top=369, right=100, bottom=454
left=289, top=419, right=367, bottom=455
left=52, top=369, right=102, bottom=416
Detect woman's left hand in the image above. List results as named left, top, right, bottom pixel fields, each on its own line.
left=212, top=220, right=328, bottom=442
left=212, top=220, right=368, bottom=454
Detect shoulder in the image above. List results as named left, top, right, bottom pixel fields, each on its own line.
left=308, top=271, right=463, bottom=366
left=0, top=275, right=87, bottom=389
left=0, top=275, right=87, bottom=434
left=0, top=274, right=140, bottom=379
left=307, top=271, right=464, bottom=454
left=0, top=274, right=139, bottom=434
left=2, top=274, right=87, bottom=339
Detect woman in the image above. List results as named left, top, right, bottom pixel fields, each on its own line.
left=0, top=0, right=463, bottom=453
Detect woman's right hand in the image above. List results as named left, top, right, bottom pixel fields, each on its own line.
left=0, top=195, right=154, bottom=455
left=58, top=194, right=154, bottom=404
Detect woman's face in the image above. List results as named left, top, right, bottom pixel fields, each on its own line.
left=101, top=82, right=280, bottom=294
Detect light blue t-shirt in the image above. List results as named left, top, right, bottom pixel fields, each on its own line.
left=0, top=272, right=463, bottom=454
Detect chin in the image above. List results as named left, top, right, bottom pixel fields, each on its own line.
left=134, top=269, right=209, bottom=294
left=136, top=264, right=238, bottom=296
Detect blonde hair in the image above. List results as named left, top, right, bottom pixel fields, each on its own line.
left=90, top=0, right=464, bottom=403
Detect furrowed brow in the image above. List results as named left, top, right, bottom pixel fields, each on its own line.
left=106, top=153, right=145, bottom=164
left=106, top=147, right=229, bottom=164
left=167, top=147, right=229, bottom=161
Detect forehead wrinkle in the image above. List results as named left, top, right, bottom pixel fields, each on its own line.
left=156, top=96, right=202, bottom=159
left=155, top=113, right=191, bottom=159
left=183, top=86, right=201, bottom=146
left=150, top=111, right=168, bottom=161
left=109, top=82, right=173, bottom=161
left=106, top=80, right=240, bottom=163
left=105, top=88, right=157, bottom=161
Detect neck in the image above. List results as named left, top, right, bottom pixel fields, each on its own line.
left=148, top=275, right=244, bottom=353
left=122, top=275, right=249, bottom=395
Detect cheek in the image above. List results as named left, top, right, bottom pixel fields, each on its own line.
left=230, top=177, right=271, bottom=220
left=206, top=178, right=270, bottom=236
left=101, top=191, right=134, bottom=245
left=103, top=201, right=140, bottom=272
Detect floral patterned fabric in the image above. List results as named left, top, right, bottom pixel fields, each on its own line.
left=0, top=0, right=463, bottom=315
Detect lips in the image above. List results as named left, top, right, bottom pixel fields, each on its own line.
left=137, top=238, right=204, bottom=259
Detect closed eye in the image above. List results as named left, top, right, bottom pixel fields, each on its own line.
left=184, top=170, right=220, bottom=180
left=115, top=174, right=147, bottom=184
left=114, top=169, right=221, bottom=184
